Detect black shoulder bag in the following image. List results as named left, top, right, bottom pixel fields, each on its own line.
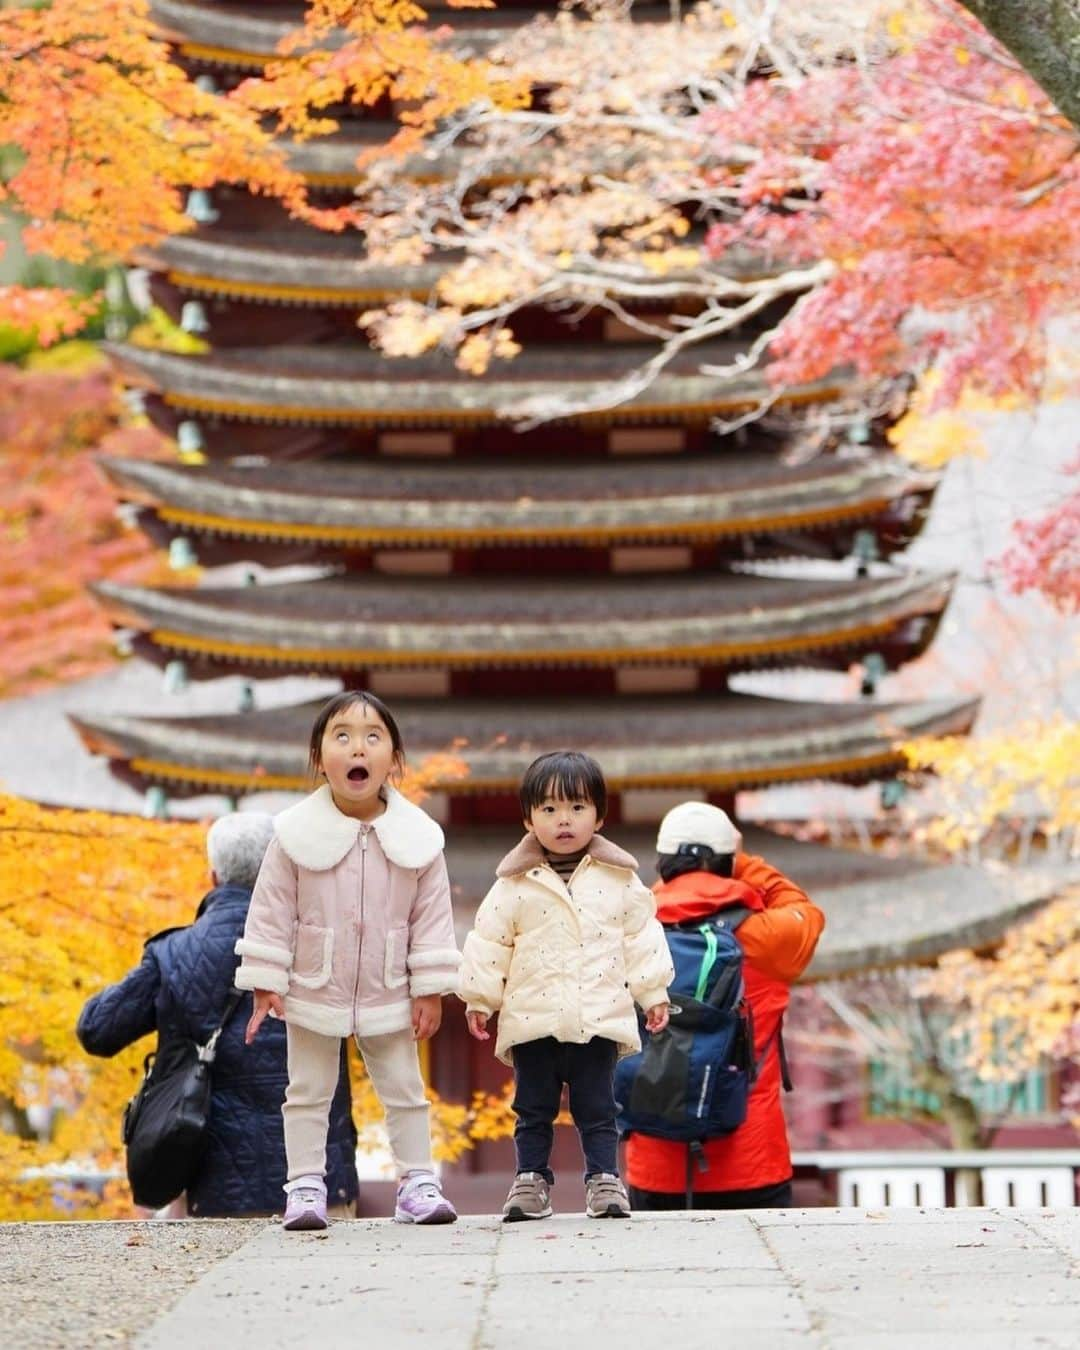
left=122, top=988, right=244, bottom=1209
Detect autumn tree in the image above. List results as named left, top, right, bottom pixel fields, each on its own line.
left=788, top=928, right=1078, bottom=1202
left=347, top=0, right=1079, bottom=612
left=0, top=794, right=208, bottom=1219
left=0, top=0, right=305, bottom=338
left=902, top=718, right=1080, bottom=863
left=919, top=889, right=1080, bottom=1130
left=351, top=3, right=1075, bottom=419
left=789, top=974, right=1025, bottom=1154
left=0, top=0, right=518, bottom=338
left=0, top=358, right=178, bottom=698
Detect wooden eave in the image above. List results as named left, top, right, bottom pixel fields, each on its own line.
left=102, top=341, right=846, bottom=428
left=69, top=690, right=978, bottom=796
left=136, top=236, right=444, bottom=306
left=152, top=0, right=678, bottom=69
left=99, top=454, right=936, bottom=551
left=90, top=570, right=955, bottom=672
left=138, top=234, right=769, bottom=308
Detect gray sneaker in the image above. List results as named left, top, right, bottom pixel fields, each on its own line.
left=585, top=1173, right=631, bottom=1218
left=502, top=1172, right=553, bottom=1222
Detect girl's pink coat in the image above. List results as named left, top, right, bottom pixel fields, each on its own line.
left=235, top=785, right=460, bottom=1038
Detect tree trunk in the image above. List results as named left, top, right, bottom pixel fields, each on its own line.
left=957, top=1, right=1080, bottom=130
left=916, top=1065, right=986, bottom=1204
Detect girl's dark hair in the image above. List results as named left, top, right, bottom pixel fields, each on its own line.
left=519, top=750, right=607, bottom=819
left=307, top=690, right=405, bottom=778
left=656, top=845, right=735, bottom=883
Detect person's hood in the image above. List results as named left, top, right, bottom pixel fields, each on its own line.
left=653, top=869, right=764, bottom=924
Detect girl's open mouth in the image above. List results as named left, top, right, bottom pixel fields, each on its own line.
left=347, top=765, right=370, bottom=783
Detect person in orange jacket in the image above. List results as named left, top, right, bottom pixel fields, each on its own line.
left=624, top=802, right=825, bottom=1209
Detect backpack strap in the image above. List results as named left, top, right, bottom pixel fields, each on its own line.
left=751, top=1015, right=793, bottom=1091
left=778, top=1023, right=793, bottom=1093
left=686, top=1140, right=709, bottom=1207
left=718, top=905, right=755, bottom=932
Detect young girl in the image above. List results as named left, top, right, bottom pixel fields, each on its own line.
left=237, top=690, right=461, bottom=1230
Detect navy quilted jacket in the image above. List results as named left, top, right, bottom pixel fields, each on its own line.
left=76, top=884, right=358, bottom=1216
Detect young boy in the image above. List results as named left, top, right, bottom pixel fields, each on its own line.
left=458, top=750, right=673, bottom=1221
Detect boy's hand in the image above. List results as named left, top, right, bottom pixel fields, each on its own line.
left=644, top=1002, right=670, bottom=1034
left=246, top=990, right=284, bottom=1044
left=412, top=993, right=443, bottom=1040
left=466, top=1010, right=490, bottom=1041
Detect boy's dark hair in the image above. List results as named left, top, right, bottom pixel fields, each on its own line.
left=656, top=844, right=735, bottom=884
left=519, top=750, right=608, bottom=819
left=307, top=690, right=405, bottom=778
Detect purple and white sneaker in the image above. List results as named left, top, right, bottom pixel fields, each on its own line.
left=282, top=1182, right=328, bottom=1231
left=394, top=1171, right=457, bottom=1225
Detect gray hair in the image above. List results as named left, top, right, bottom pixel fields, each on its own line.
left=206, top=812, right=275, bottom=889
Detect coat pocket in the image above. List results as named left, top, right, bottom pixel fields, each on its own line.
left=384, top=924, right=409, bottom=990
left=291, top=923, right=334, bottom=990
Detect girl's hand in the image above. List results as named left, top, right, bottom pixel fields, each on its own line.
left=644, top=1002, right=670, bottom=1034
left=466, top=1010, right=490, bottom=1041
left=246, top=989, right=284, bottom=1044
left=412, top=993, right=443, bottom=1040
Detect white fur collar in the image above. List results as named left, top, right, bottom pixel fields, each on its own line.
left=274, top=783, right=445, bottom=872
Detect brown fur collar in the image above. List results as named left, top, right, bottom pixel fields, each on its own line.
left=496, top=832, right=639, bottom=878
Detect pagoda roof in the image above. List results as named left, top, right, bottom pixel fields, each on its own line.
left=139, top=231, right=769, bottom=307
left=442, top=825, right=1060, bottom=978
left=138, top=232, right=447, bottom=306
left=69, top=690, right=977, bottom=797
left=99, top=452, right=935, bottom=553
left=91, top=568, right=954, bottom=673
left=152, top=0, right=674, bottom=69
left=104, top=340, right=845, bottom=427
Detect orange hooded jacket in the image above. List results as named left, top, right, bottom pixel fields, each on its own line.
left=623, top=852, right=825, bottom=1195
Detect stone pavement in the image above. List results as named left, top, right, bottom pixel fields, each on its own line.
left=137, top=1209, right=1080, bottom=1349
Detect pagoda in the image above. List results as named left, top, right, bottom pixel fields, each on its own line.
left=71, top=0, right=1055, bottom=1198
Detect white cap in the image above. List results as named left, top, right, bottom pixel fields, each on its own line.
left=656, top=802, right=741, bottom=857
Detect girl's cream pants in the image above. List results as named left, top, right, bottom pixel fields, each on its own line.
left=283, top=1021, right=431, bottom=1184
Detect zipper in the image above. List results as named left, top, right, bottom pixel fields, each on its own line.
left=351, top=824, right=370, bottom=1029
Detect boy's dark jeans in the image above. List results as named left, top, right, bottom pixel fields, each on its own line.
left=511, top=1035, right=620, bottom=1183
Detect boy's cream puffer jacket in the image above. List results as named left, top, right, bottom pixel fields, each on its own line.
left=458, top=834, right=674, bottom=1066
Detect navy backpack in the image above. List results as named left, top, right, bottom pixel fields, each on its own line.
left=614, top=908, right=789, bottom=1192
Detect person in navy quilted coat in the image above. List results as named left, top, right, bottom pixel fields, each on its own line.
left=77, top=812, right=358, bottom=1217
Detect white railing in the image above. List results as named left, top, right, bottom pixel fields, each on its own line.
left=793, top=1149, right=1080, bottom=1208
